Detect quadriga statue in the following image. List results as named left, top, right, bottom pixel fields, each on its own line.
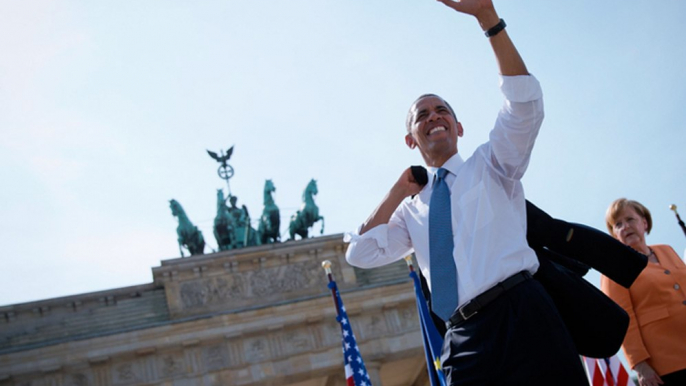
left=289, top=179, right=324, bottom=240
left=213, top=189, right=232, bottom=251
left=169, top=199, right=205, bottom=257
left=258, top=179, right=281, bottom=244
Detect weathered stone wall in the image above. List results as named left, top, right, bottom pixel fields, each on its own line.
left=0, top=235, right=428, bottom=386
left=0, top=284, right=169, bottom=356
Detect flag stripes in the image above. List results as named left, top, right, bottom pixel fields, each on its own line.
left=328, top=280, right=372, bottom=386
left=583, top=355, right=634, bottom=386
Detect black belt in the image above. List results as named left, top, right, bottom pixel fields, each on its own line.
left=447, top=271, right=532, bottom=328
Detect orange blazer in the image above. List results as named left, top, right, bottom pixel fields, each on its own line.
left=601, top=244, right=686, bottom=376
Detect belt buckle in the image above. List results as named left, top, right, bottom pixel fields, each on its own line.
left=458, top=301, right=478, bottom=321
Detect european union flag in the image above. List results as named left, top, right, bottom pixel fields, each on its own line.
left=409, top=270, right=448, bottom=386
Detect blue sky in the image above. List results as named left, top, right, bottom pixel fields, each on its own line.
left=1, top=0, right=685, bottom=316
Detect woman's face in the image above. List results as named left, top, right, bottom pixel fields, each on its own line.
left=612, top=206, right=648, bottom=249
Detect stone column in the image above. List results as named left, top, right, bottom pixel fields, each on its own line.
left=324, top=373, right=349, bottom=386
left=366, top=361, right=383, bottom=386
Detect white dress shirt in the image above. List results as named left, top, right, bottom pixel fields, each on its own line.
left=345, top=75, right=544, bottom=309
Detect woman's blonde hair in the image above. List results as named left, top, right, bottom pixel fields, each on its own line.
left=605, top=198, right=653, bottom=238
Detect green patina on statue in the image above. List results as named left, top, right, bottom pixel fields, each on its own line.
left=169, top=199, right=205, bottom=257
left=258, top=179, right=281, bottom=244
left=227, top=194, right=260, bottom=249
left=289, top=179, right=324, bottom=240
left=213, top=189, right=233, bottom=251
left=207, top=146, right=234, bottom=181
left=170, top=145, right=325, bottom=256
left=213, top=189, right=260, bottom=251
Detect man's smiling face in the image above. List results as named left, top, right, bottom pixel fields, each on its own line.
left=405, top=95, right=463, bottom=167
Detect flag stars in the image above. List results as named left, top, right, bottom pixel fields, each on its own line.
left=333, top=286, right=372, bottom=386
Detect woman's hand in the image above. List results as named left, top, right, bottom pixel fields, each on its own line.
left=635, top=361, right=663, bottom=386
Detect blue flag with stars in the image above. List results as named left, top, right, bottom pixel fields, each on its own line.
left=409, top=270, right=448, bottom=386
left=328, top=280, right=372, bottom=386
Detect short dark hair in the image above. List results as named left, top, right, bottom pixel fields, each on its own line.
left=405, top=94, right=458, bottom=132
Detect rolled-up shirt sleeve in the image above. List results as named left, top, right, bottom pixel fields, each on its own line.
left=489, top=74, right=544, bottom=180
left=344, top=207, right=413, bottom=269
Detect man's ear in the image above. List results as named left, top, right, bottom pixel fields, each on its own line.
left=405, top=133, right=416, bottom=149
left=457, top=122, right=464, bottom=138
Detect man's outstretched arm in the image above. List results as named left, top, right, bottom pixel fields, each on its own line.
left=437, top=0, right=528, bottom=76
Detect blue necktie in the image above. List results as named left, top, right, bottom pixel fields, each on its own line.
left=429, top=168, right=458, bottom=321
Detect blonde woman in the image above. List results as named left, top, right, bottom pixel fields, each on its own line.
left=602, top=198, right=686, bottom=386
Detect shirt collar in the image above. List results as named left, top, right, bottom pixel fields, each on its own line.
left=427, top=153, right=464, bottom=186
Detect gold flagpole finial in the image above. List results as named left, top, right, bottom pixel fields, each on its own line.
left=404, top=255, right=413, bottom=266
left=669, top=204, right=686, bottom=238
left=322, top=260, right=332, bottom=275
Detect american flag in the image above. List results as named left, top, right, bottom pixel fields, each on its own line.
left=583, top=355, right=635, bottom=386
left=329, top=281, right=372, bottom=386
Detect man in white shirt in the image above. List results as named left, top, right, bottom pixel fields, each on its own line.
left=345, top=0, right=588, bottom=384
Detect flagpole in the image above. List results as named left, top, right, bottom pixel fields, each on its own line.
left=322, top=260, right=373, bottom=386
left=404, top=255, right=415, bottom=272
left=322, top=260, right=341, bottom=313
left=669, top=204, right=686, bottom=238
left=404, top=255, right=448, bottom=386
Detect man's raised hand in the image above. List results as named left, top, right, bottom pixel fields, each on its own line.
left=435, top=0, right=495, bottom=19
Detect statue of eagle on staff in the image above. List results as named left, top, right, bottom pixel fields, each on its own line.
left=207, top=146, right=235, bottom=182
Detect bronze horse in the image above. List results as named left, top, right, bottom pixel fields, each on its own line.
left=289, top=179, right=324, bottom=240
left=258, top=179, right=281, bottom=244
left=170, top=199, right=205, bottom=257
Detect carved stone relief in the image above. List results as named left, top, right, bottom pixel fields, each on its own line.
left=320, top=320, right=342, bottom=347
left=178, top=260, right=330, bottom=310
left=243, top=337, right=270, bottom=363
left=112, top=362, right=142, bottom=385
left=67, top=373, right=90, bottom=386
left=282, top=329, right=312, bottom=355
left=158, top=352, right=185, bottom=377
left=249, top=269, right=272, bottom=298
left=202, top=345, right=228, bottom=372
left=179, top=275, right=244, bottom=309
left=398, top=306, right=419, bottom=331
left=366, top=314, right=387, bottom=337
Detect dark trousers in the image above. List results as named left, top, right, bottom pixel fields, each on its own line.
left=440, top=278, right=588, bottom=386
left=661, top=368, right=686, bottom=385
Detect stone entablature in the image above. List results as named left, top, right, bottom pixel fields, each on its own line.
left=0, top=284, right=169, bottom=356
left=0, top=234, right=427, bottom=386
left=153, top=235, right=354, bottom=319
